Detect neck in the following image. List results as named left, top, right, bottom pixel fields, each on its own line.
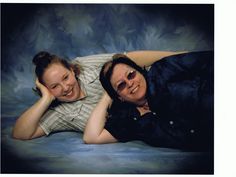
left=77, top=83, right=86, bottom=99
left=136, top=99, right=150, bottom=115
left=137, top=98, right=148, bottom=107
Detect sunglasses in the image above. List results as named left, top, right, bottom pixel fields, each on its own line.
left=116, top=70, right=137, bottom=92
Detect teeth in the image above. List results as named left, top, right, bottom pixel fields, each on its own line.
left=131, top=86, right=138, bottom=94
left=67, top=90, right=72, bottom=96
left=64, top=90, right=72, bottom=96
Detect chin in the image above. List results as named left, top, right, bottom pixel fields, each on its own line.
left=59, top=96, right=77, bottom=103
left=68, top=95, right=79, bottom=102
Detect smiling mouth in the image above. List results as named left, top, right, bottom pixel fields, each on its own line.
left=131, top=86, right=139, bottom=94
left=63, top=90, right=73, bottom=97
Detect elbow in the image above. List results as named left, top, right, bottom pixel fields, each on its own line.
left=83, top=134, right=97, bottom=144
left=12, top=134, right=28, bottom=140
left=12, top=129, right=32, bottom=140
left=83, top=138, right=90, bottom=144
left=83, top=135, right=92, bottom=144
left=12, top=133, right=28, bottom=140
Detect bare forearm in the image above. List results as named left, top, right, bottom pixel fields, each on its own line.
left=12, top=96, right=52, bottom=139
left=83, top=93, right=112, bottom=143
left=126, top=50, right=188, bottom=67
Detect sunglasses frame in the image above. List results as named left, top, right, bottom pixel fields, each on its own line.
left=116, top=70, right=137, bottom=92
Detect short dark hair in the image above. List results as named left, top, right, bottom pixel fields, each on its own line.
left=99, top=54, right=146, bottom=101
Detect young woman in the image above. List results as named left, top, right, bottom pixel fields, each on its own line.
left=84, top=51, right=214, bottom=151
left=12, top=50, right=185, bottom=140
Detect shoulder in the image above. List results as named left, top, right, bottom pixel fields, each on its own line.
left=108, top=102, right=135, bottom=118
left=72, top=53, right=116, bottom=66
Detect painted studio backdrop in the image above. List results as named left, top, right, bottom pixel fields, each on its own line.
left=1, top=4, right=214, bottom=174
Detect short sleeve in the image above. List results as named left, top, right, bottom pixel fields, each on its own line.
left=72, top=53, right=115, bottom=66
left=39, top=109, right=62, bottom=135
left=105, top=116, right=136, bottom=142
left=39, top=108, right=78, bottom=135
left=148, top=51, right=214, bottom=83
left=104, top=103, right=137, bottom=142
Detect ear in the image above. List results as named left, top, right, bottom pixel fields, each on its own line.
left=70, top=67, right=75, bottom=75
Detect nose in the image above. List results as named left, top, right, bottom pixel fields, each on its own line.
left=126, top=78, right=133, bottom=88
left=61, top=83, right=70, bottom=93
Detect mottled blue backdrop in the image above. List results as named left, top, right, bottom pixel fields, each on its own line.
left=1, top=4, right=214, bottom=116
left=1, top=4, right=214, bottom=174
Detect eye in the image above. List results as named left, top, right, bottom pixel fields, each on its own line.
left=117, top=81, right=126, bottom=92
left=127, top=70, right=136, bottom=80
left=64, top=75, right=69, bottom=80
left=51, top=85, right=58, bottom=89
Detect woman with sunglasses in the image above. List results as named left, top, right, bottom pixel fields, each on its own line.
left=84, top=51, right=214, bottom=151
left=12, top=50, right=185, bottom=140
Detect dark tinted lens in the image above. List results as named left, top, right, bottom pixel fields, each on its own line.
left=117, top=70, right=136, bottom=92
left=127, top=70, right=136, bottom=80
left=117, top=81, right=126, bottom=92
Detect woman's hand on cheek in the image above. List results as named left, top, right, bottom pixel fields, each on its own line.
left=35, top=78, right=55, bottom=102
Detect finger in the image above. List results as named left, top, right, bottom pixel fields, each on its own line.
left=35, top=78, right=44, bottom=88
left=35, top=78, right=40, bottom=85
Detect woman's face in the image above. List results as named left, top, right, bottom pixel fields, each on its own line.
left=42, top=63, right=82, bottom=102
left=110, top=63, right=147, bottom=105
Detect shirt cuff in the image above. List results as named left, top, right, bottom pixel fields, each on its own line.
left=39, top=123, right=51, bottom=136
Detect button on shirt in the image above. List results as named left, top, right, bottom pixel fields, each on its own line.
left=105, top=51, right=214, bottom=150
left=39, top=53, right=114, bottom=135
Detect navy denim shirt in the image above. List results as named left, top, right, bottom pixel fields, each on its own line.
left=105, top=51, right=214, bottom=151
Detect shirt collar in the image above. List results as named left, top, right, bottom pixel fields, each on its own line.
left=77, top=79, right=87, bottom=100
